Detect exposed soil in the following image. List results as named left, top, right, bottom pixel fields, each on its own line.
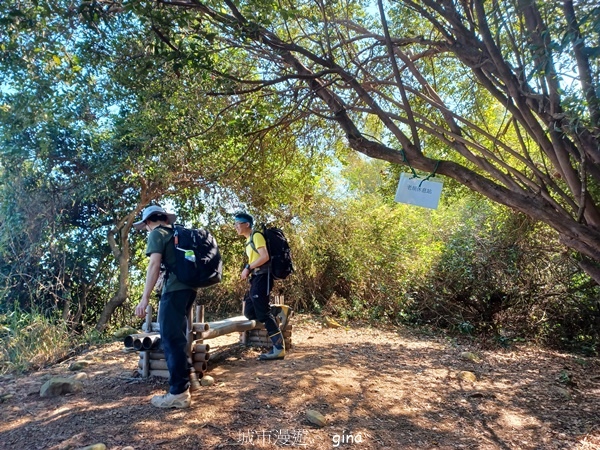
left=0, top=314, right=599, bottom=450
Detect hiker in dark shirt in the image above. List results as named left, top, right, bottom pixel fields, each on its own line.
left=234, top=212, right=285, bottom=360
left=133, top=205, right=196, bottom=408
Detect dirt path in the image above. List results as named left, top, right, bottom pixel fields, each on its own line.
left=0, top=314, right=599, bottom=450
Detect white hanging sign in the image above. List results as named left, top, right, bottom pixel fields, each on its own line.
left=394, top=172, right=443, bottom=209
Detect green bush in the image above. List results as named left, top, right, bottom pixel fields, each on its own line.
left=408, top=199, right=600, bottom=354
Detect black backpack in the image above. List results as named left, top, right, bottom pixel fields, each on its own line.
left=166, top=225, right=223, bottom=288
left=251, top=224, right=294, bottom=280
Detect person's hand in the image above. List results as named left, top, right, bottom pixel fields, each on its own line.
left=240, top=267, right=250, bottom=280
left=135, top=299, right=149, bottom=318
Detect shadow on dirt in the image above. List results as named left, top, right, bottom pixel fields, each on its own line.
left=0, top=323, right=599, bottom=450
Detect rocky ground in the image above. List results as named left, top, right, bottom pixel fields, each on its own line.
left=0, top=314, right=599, bottom=450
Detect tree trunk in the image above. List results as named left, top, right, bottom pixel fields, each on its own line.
left=95, top=235, right=131, bottom=331
left=95, top=207, right=140, bottom=331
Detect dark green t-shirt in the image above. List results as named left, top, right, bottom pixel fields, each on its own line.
left=146, top=225, right=197, bottom=294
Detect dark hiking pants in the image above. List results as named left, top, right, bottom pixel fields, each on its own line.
left=158, top=289, right=196, bottom=395
left=243, top=272, right=279, bottom=337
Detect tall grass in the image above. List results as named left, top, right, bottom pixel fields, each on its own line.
left=0, top=309, right=78, bottom=374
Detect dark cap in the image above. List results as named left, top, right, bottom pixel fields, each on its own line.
left=234, top=212, right=254, bottom=227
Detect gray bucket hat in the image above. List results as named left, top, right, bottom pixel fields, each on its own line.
left=133, top=205, right=177, bottom=230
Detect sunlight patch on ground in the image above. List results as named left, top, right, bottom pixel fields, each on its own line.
left=0, top=407, right=33, bottom=431
left=498, top=410, right=542, bottom=430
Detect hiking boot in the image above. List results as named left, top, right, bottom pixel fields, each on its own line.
left=258, top=345, right=285, bottom=361
left=151, top=390, right=191, bottom=409
left=271, top=305, right=294, bottom=332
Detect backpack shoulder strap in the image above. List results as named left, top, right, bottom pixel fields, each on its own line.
left=246, top=229, right=265, bottom=253
left=155, top=225, right=175, bottom=278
